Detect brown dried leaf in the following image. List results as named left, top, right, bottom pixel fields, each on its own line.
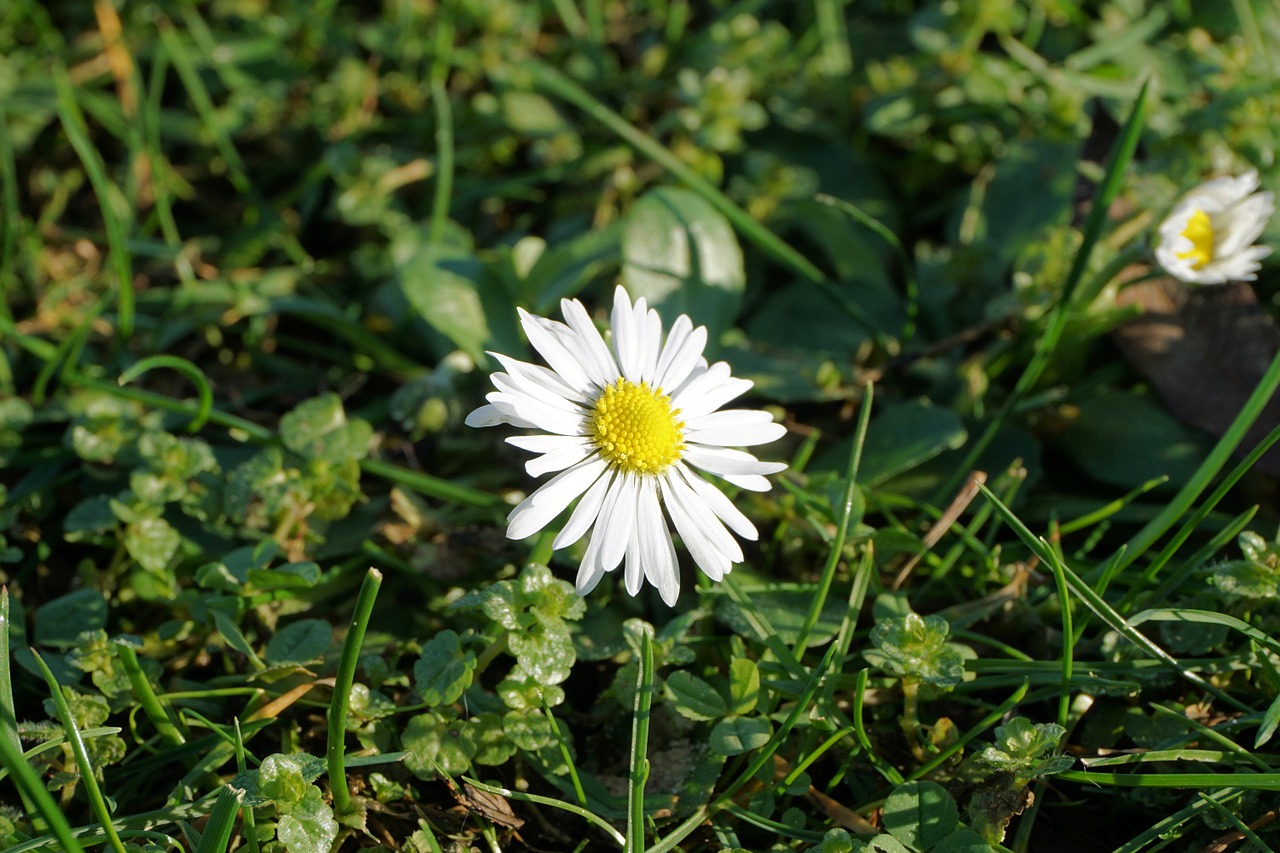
left=1112, top=277, right=1280, bottom=476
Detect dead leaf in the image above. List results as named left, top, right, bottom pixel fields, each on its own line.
left=1112, top=277, right=1280, bottom=477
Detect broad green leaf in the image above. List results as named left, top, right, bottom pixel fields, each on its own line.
left=858, top=401, right=967, bottom=487
left=402, top=712, right=476, bottom=779
left=413, top=630, right=476, bottom=707
left=508, top=619, right=575, bottom=685
left=35, top=589, right=107, bottom=648
left=279, top=394, right=372, bottom=463
left=398, top=243, right=491, bottom=363
left=503, top=709, right=554, bottom=751
left=931, top=829, right=995, bottom=853
left=264, top=620, right=332, bottom=666
left=470, top=712, right=517, bottom=765
left=622, top=186, right=744, bottom=341
left=727, top=657, right=760, bottom=715
left=882, top=781, right=959, bottom=851
left=276, top=785, right=338, bottom=853
left=664, top=670, right=729, bottom=721
left=866, top=612, right=968, bottom=689
left=709, top=715, right=772, bottom=756
left=1055, top=393, right=1209, bottom=491
left=125, top=516, right=180, bottom=574
left=63, top=496, right=118, bottom=540
left=248, top=561, right=322, bottom=591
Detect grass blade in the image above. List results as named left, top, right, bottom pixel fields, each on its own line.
left=193, top=785, right=244, bottom=853
left=938, top=79, right=1150, bottom=501
left=30, top=649, right=127, bottom=853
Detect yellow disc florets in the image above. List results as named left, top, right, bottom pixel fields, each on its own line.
left=1176, top=208, right=1215, bottom=270
left=588, top=378, right=685, bottom=475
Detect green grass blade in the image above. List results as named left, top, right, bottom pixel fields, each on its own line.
left=977, top=483, right=1249, bottom=713
left=938, top=79, right=1150, bottom=501
left=328, top=567, right=383, bottom=818
left=52, top=64, right=135, bottom=339
left=428, top=13, right=455, bottom=246
left=626, top=622, right=654, bottom=852
left=30, top=650, right=127, bottom=853
left=0, top=728, right=87, bottom=853
left=115, top=640, right=186, bottom=748
left=118, top=355, right=214, bottom=433
left=193, top=785, right=244, bottom=853
left=793, top=382, right=872, bottom=652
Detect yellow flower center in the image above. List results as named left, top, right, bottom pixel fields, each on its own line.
left=588, top=378, right=685, bottom=475
left=1175, top=209, right=1215, bottom=270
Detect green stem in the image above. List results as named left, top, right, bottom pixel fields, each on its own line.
left=328, top=568, right=383, bottom=817
left=428, top=14, right=455, bottom=246
left=118, top=355, right=213, bottom=433
left=626, top=624, right=654, bottom=852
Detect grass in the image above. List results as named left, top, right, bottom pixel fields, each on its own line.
left=2, top=1, right=1280, bottom=851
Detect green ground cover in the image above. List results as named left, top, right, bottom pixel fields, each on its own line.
left=2, top=1, right=1280, bottom=850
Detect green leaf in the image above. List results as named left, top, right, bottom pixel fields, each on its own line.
left=931, top=828, right=996, bottom=853
left=858, top=401, right=967, bottom=487
left=503, top=709, right=554, bottom=751
left=727, top=657, right=760, bottom=715
left=125, top=516, right=180, bottom=574
left=276, top=785, right=338, bottom=853
left=413, top=629, right=476, bottom=707
left=882, top=781, right=959, bottom=851
left=663, top=670, right=729, bottom=721
left=35, top=590, right=107, bottom=648
left=398, top=243, right=492, bottom=363
left=867, top=611, right=969, bottom=689
left=508, top=619, right=575, bottom=685
left=248, top=561, right=322, bottom=591
left=264, top=620, right=332, bottom=666
left=1055, top=393, right=1209, bottom=491
left=279, top=394, right=372, bottom=463
left=621, top=186, right=745, bottom=341
left=470, top=712, right=517, bottom=765
left=810, top=829, right=858, bottom=853
left=63, top=496, right=119, bottom=541
left=709, top=715, right=772, bottom=756
left=402, top=712, right=476, bottom=779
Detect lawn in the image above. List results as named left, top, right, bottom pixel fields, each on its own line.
left=2, top=1, right=1280, bottom=851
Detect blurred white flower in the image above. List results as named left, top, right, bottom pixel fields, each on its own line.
left=467, top=286, right=786, bottom=606
left=1156, top=170, right=1274, bottom=284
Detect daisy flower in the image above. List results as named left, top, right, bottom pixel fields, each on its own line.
left=1155, top=170, right=1274, bottom=284
left=466, top=286, right=787, bottom=606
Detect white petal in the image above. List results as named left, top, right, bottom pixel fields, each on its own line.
left=719, top=472, right=775, bottom=492
left=525, top=439, right=594, bottom=478
left=491, top=372, right=584, bottom=415
left=672, top=364, right=754, bottom=419
left=684, top=444, right=788, bottom=479
left=684, top=410, right=786, bottom=447
left=636, top=476, right=680, bottom=605
left=654, top=315, right=709, bottom=393
left=1215, top=191, right=1275, bottom=257
left=506, top=434, right=586, bottom=453
left=577, top=527, right=609, bottom=595
left=465, top=404, right=514, bottom=428
left=490, top=352, right=591, bottom=405
left=562, top=297, right=620, bottom=388
left=661, top=472, right=737, bottom=581
left=641, top=307, right=664, bottom=383
left=679, top=464, right=759, bottom=540
left=518, top=309, right=595, bottom=390
left=554, top=468, right=615, bottom=549
left=506, top=458, right=608, bottom=540
left=597, top=472, right=638, bottom=573
left=610, top=287, right=646, bottom=383
left=485, top=392, right=584, bottom=436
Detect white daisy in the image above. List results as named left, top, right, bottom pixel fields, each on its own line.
left=1155, top=170, right=1274, bottom=284
left=466, top=286, right=787, bottom=606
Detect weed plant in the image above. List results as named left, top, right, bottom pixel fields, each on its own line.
left=1, top=1, right=1280, bottom=851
